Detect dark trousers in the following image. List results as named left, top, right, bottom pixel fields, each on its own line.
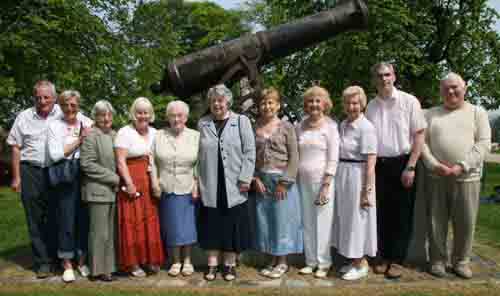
left=20, top=163, right=57, bottom=270
left=375, top=155, right=416, bottom=263
left=55, top=178, right=88, bottom=260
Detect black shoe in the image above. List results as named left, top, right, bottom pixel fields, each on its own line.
left=36, top=265, right=51, bottom=279
left=223, top=265, right=237, bottom=281
left=89, top=274, right=116, bottom=282
left=100, top=274, right=116, bottom=282
left=204, top=266, right=218, bottom=281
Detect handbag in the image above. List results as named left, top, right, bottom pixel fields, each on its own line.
left=48, top=122, right=82, bottom=186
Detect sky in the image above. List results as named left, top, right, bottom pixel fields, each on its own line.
left=209, top=0, right=500, bottom=32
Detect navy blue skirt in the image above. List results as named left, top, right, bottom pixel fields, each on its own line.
left=159, top=193, right=198, bottom=248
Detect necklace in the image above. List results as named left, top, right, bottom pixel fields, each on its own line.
left=305, top=116, right=325, bottom=129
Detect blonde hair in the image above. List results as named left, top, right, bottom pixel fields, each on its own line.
left=260, top=87, right=281, bottom=104
left=342, top=86, right=367, bottom=109
left=58, top=90, right=81, bottom=105
left=129, top=97, right=155, bottom=123
left=303, top=86, right=333, bottom=113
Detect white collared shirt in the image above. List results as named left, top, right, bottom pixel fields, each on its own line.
left=7, top=107, right=61, bottom=167
left=47, top=116, right=93, bottom=163
left=339, top=115, right=377, bottom=160
left=365, top=88, right=427, bottom=157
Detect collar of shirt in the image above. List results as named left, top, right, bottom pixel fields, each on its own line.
left=30, top=105, right=60, bottom=120
left=345, top=114, right=364, bottom=129
left=375, top=87, right=399, bottom=103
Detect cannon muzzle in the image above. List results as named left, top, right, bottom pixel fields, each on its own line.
left=152, top=0, right=368, bottom=98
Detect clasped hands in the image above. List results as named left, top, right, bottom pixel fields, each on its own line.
left=433, top=161, right=463, bottom=177
left=253, top=177, right=287, bottom=201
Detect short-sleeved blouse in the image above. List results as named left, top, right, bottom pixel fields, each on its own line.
left=114, top=125, right=156, bottom=157
left=339, top=115, right=377, bottom=160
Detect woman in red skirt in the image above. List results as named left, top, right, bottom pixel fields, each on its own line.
left=114, top=97, right=165, bottom=277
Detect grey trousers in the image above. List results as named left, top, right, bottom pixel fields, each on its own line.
left=427, top=177, right=480, bottom=266
left=88, top=202, right=117, bottom=276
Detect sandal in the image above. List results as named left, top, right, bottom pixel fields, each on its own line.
left=168, top=263, right=182, bottom=277
left=269, top=264, right=289, bottom=279
left=204, top=266, right=218, bottom=281
left=181, top=263, right=195, bottom=276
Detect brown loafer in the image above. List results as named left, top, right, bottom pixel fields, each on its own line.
left=372, top=261, right=388, bottom=274
left=385, top=263, right=403, bottom=279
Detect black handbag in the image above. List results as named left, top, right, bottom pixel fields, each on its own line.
left=48, top=122, right=82, bottom=186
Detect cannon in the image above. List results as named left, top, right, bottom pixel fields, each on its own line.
left=151, top=0, right=368, bottom=106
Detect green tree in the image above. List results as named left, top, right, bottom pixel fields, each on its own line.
left=0, top=0, right=131, bottom=126
left=247, top=0, right=500, bottom=115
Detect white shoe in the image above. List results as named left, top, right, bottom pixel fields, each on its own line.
left=314, top=267, right=329, bottom=278
left=168, top=263, right=182, bottom=277
left=131, top=267, right=146, bottom=277
left=62, top=269, right=76, bottom=283
left=299, top=266, right=315, bottom=275
left=260, top=265, right=274, bottom=277
left=342, top=266, right=368, bottom=281
left=339, top=263, right=353, bottom=273
left=77, top=265, right=90, bottom=277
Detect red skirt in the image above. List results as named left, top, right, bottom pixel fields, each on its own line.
left=117, top=156, right=165, bottom=271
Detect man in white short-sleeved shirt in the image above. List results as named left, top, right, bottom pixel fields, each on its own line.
left=365, top=62, right=426, bottom=279
left=6, top=80, right=90, bottom=278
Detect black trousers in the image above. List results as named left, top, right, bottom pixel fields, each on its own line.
left=20, top=163, right=57, bottom=269
left=375, top=155, right=416, bottom=263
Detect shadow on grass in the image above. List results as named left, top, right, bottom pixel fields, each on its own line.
left=0, top=244, right=33, bottom=270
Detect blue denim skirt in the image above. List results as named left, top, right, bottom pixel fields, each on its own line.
left=254, top=171, right=304, bottom=256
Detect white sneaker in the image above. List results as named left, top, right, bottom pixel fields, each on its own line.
left=342, top=266, right=368, bottom=281
left=77, top=265, right=90, bottom=277
left=62, top=269, right=76, bottom=283
left=259, top=265, right=274, bottom=277
left=168, top=263, right=182, bottom=277
left=314, top=267, right=329, bottom=278
left=339, top=263, right=353, bottom=273
left=131, top=267, right=146, bottom=277
left=299, top=266, right=315, bottom=275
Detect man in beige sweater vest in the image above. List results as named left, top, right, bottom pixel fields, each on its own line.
left=422, top=72, right=491, bottom=279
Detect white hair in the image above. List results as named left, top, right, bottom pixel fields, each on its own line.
left=440, top=72, right=466, bottom=88
left=207, top=84, right=233, bottom=108
left=91, top=100, right=115, bottom=119
left=33, top=80, right=57, bottom=98
left=166, top=100, right=190, bottom=117
left=129, top=97, right=155, bottom=123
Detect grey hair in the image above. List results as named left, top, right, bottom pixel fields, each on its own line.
left=371, top=62, right=395, bottom=79
left=129, top=97, right=155, bottom=123
left=440, top=72, right=466, bottom=88
left=59, top=90, right=81, bottom=104
left=342, top=85, right=368, bottom=109
left=207, top=84, right=233, bottom=108
left=166, top=100, right=190, bottom=117
left=91, top=100, right=115, bottom=119
left=33, top=80, right=57, bottom=98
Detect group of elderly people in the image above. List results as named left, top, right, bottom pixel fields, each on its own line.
left=8, top=61, right=490, bottom=283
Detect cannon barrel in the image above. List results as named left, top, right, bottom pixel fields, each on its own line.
left=152, top=0, right=368, bottom=98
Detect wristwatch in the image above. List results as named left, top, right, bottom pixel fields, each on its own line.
left=405, top=165, right=416, bottom=172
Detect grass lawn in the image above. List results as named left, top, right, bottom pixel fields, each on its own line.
left=2, top=164, right=500, bottom=295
